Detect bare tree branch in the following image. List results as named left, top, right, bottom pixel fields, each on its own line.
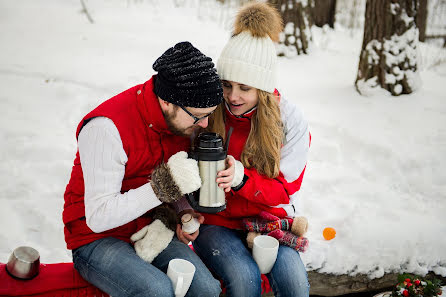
left=80, top=0, right=94, bottom=24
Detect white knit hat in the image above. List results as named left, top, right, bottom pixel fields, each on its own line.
left=217, top=2, right=283, bottom=93
left=217, top=31, right=277, bottom=93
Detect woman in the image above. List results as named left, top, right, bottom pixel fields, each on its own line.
left=192, top=2, right=311, bottom=297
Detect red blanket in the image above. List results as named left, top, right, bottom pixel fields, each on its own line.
left=0, top=262, right=271, bottom=296
left=0, top=263, right=108, bottom=297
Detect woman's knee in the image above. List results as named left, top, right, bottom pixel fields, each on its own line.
left=269, top=247, right=310, bottom=296
left=224, top=264, right=262, bottom=297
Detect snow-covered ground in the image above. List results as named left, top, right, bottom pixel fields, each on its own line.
left=1, top=0, right=445, bottom=279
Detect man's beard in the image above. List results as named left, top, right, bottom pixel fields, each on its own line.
left=164, top=108, right=202, bottom=137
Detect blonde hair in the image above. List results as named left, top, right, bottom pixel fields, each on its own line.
left=208, top=90, right=283, bottom=178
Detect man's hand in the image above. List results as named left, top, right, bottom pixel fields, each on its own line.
left=167, top=151, right=202, bottom=195
left=176, top=210, right=205, bottom=244
left=150, top=151, right=201, bottom=203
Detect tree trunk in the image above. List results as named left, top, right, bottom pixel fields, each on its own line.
left=313, top=0, right=336, bottom=28
left=355, top=0, right=420, bottom=96
left=416, top=0, right=427, bottom=42
left=268, top=0, right=314, bottom=56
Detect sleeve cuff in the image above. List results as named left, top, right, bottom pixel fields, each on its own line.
left=231, top=174, right=249, bottom=191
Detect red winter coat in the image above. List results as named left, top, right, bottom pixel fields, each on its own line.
left=203, top=94, right=311, bottom=230
left=62, top=77, right=190, bottom=250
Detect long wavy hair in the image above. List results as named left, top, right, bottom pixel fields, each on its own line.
left=208, top=90, right=283, bottom=178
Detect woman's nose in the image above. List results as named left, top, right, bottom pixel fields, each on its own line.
left=227, top=89, right=239, bottom=101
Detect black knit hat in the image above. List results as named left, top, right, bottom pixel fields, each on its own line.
left=153, top=42, right=223, bottom=108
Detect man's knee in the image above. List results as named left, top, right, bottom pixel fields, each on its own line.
left=189, top=276, right=222, bottom=297
left=132, top=276, right=174, bottom=297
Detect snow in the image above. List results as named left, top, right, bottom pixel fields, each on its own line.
left=359, top=20, right=420, bottom=96
left=1, top=0, right=446, bottom=279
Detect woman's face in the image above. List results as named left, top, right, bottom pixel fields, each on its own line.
left=222, top=80, right=259, bottom=116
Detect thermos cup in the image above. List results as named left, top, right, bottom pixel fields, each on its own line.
left=187, top=131, right=232, bottom=213
left=6, top=246, right=40, bottom=279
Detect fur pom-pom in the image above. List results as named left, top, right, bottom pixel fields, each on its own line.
left=233, top=2, right=283, bottom=42
left=246, top=231, right=261, bottom=249
left=291, top=216, right=308, bottom=237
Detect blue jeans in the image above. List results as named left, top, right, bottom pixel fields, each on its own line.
left=193, top=225, right=310, bottom=297
left=72, top=237, right=221, bottom=297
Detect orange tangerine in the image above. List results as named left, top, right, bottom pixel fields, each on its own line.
left=323, top=227, right=336, bottom=240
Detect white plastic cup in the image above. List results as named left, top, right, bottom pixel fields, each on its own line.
left=252, top=235, right=279, bottom=274
left=167, top=258, right=196, bottom=297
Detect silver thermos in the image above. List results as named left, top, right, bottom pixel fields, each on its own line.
left=187, top=130, right=232, bottom=213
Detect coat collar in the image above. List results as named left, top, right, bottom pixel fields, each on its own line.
left=224, top=101, right=257, bottom=122
left=224, top=89, right=281, bottom=122
left=137, top=75, right=172, bottom=134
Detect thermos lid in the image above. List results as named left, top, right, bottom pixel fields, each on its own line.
left=196, top=132, right=223, bottom=149
left=192, top=132, right=226, bottom=161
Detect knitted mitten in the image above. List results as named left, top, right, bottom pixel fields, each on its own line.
left=268, top=230, right=309, bottom=253
left=243, top=211, right=307, bottom=234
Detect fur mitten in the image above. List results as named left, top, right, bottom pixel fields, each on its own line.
left=130, top=205, right=178, bottom=263
left=131, top=220, right=174, bottom=263
left=150, top=151, right=202, bottom=203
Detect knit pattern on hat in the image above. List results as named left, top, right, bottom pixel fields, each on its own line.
left=217, top=31, right=277, bottom=93
left=153, top=41, right=223, bottom=108
left=217, top=2, right=282, bottom=93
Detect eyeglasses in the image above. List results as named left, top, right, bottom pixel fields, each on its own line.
left=179, top=105, right=216, bottom=124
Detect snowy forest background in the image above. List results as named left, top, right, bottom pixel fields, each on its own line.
left=0, top=0, right=445, bottom=290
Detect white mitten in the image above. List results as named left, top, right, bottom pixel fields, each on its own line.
left=130, top=219, right=174, bottom=263
left=229, top=155, right=245, bottom=188
left=150, top=151, right=202, bottom=203
left=167, top=151, right=201, bottom=195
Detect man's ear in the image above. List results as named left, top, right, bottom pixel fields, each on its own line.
left=158, top=97, right=170, bottom=112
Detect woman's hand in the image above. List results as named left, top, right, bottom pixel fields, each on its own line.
left=176, top=210, right=204, bottom=244
left=217, top=156, right=236, bottom=193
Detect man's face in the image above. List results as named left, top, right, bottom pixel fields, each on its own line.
left=164, top=104, right=217, bottom=137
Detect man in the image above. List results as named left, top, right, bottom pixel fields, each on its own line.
left=62, top=42, right=226, bottom=297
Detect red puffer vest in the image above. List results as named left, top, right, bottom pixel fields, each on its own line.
left=63, top=77, right=190, bottom=250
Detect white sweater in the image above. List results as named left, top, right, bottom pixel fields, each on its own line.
left=78, top=117, right=191, bottom=233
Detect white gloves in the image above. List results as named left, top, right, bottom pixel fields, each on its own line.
left=130, top=220, right=174, bottom=263
left=167, top=151, right=201, bottom=195
left=229, top=155, right=245, bottom=188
